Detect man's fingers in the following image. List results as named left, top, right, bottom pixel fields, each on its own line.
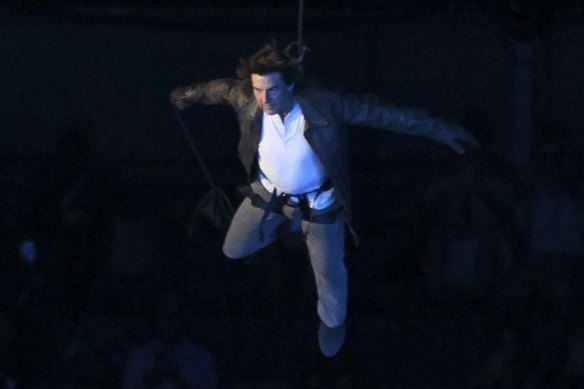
left=452, top=128, right=479, bottom=146
left=450, top=141, right=466, bottom=154
left=463, top=132, right=480, bottom=146
left=170, top=88, right=188, bottom=109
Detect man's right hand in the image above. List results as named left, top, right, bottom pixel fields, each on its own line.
left=170, top=87, right=189, bottom=110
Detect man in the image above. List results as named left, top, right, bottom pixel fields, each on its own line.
left=170, top=42, right=477, bottom=357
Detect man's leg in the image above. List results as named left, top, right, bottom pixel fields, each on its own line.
left=223, top=197, right=285, bottom=259
left=302, top=215, right=347, bottom=356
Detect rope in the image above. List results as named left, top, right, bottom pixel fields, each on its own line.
left=171, top=107, right=236, bottom=355
left=285, top=0, right=307, bottom=62
left=172, top=105, right=217, bottom=191
left=297, top=0, right=304, bottom=50
left=172, top=105, right=234, bottom=233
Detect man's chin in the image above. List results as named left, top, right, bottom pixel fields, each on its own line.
left=262, top=106, right=278, bottom=115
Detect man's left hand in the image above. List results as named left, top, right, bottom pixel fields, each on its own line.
left=430, top=124, right=479, bottom=154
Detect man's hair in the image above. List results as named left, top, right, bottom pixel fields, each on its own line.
left=236, top=40, right=303, bottom=85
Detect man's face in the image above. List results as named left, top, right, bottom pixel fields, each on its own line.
left=251, top=72, right=295, bottom=116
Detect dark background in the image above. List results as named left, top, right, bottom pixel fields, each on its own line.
left=1, top=1, right=583, bottom=388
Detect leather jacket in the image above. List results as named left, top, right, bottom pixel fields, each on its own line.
left=171, top=78, right=474, bottom=222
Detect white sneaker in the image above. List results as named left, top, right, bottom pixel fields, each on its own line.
left=318, top=321, right=346, bottom=357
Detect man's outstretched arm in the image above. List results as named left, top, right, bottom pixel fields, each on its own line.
left=338, top=93, right=479, bottom=154
left=170, top=78, right=247, bottom=110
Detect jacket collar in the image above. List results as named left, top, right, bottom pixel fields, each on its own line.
left=296, top=94, right=329, bottom=128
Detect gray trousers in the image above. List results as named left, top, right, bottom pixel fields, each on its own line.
left=222, top=182, right=347, bottom=327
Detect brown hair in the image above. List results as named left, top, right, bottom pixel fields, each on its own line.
left=236, top=40, right=303, bottom=85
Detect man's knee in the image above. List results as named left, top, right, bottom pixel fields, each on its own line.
left=318, top=301, right=347, bottom=328
left=320, top=312, right=346, bottom=328
left=222, top=242, right=247, bottom=259
left=222, top=238, right=262, bottom=259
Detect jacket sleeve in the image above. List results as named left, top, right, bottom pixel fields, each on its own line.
left=170, top=78, right=248, bottom=110
left=338, top=93, right=478, bottom=154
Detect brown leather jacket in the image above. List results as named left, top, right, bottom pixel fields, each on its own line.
left=171, top=78, right=475, bottom=222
